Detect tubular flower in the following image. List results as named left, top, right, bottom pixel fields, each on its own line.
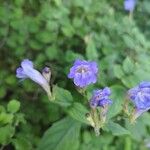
left=128, top=81, right=150, bottom=120
left=16, top=59, right=51, bottom=97
left=68, top=59, right=98, bottom=88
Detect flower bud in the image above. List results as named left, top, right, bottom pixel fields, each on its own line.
left=42, top=67, right=51, bottom=83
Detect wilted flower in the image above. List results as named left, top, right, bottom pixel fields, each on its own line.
left=124, top=0, right=136, bottom=12
left=68, top=59, right=98, bottom=88
left=128, top=81, right=150, bottom=120
left=90, top=87, right=112, bottom=108
left=16, top=59, right=51, bottom=98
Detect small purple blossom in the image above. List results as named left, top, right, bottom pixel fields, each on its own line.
left=124, top=0, right=136, bottom=12
left=128, top=81, right=150, bottom=119
left=68, top=59, right=98, bottom=88
left=16, top=59, right=51, bottom=97
left=90, top=87, right=112, bottom=108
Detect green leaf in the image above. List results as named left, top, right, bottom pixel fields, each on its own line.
left=65, top=51, right=84, bottom=63
left=121, top=75, right=139, bottom=88
left=143, top=0, right=150, bottom=13
left=12, top=136, right=32, bottom=150
left=52, top=86, right=73, bottom=107
left=38, top=117, right=81, bottom=150
left=123, top=35, right=135, bottom=49
left=14, top=0, right=24, bottom=6
left=61, top=24, right=75, bottom=37
left=106, top=121, right=130, bottom=136
left=123, top=57, right=134, bottom=74
left=140, top=112, right=150, bottom=126
left=0, top=87, right=6, bottom=98
left=0, top=113, right=14, bottom=124
left=107, top=85, right=125, bottom=119
left=7, top=100, right=20, bottom=113
left=134, top=69, right=150, bottom=81
left=0, top=106, right=5, bottom=112
left=113, top=65, right=124, bottom=78
left=67, top=102, right=89, bottom=124
left=125, top=119, right=147, bottom=141
left=86, top=39, right=98, bottom=60
left=45, top=45, right=58, bottom=60
left=5, top=75, right=16, bottom=85
left=29, top=40, right=42, bottom=50
left=0, top=125, right=15, bottom=145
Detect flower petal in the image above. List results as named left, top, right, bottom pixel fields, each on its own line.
left=139, top=81, right=150, bottom=88
left=16, top=67, right=27, bottom=78
left=124, top=0, right=136, bottom=11
left=21, top=59, right=33, bottom=68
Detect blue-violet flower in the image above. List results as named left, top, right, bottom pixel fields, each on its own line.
left=128, top=81, right=150, bottom=119
left=68, top=59, right=98, bottom=88
left=90, top=87, right=112, bottom=108
left=16, top=59, right=51, bottom=97
left=124, top=0, right=136, bottom=12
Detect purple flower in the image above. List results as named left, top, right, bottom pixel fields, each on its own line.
left=128, top=81, right=150, bottom=119
left=124, top=0, right=136, bottom=12
left=16, top=59, right=51, bottom=97
left=68, top=59, right=98, bottom=88
left=90, top=87, right=112, bottom=108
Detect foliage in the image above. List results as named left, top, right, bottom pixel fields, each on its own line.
left=0, top=0, right=150, bottom=150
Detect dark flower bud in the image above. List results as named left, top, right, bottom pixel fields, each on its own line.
left=42, top=67, right=51, bottom=83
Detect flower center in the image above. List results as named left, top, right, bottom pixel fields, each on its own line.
left=76, top=67, right=88, bottom=73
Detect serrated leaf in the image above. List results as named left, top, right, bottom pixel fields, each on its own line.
left=52, top=86, right=73, bottom=107
left=106, top=121, right=130, bottom=136
left=38, top=117, right=81, bottom=150
left=67, top=102, right=89, bottom=124
left=123, top=57, right=134, bottom=74
left=113, top=65, right=124, bottom=78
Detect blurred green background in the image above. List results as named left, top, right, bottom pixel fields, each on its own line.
left=0, top=0, right=150, bottom=149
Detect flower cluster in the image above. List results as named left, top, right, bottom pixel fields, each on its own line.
left=90, top=87, right=112, bottom=108
left=124, top=0, right=136, bottom=12
left=16, top=59, right=51, bottom=98
left=16, top=58, right=150, bottom=135
left=128, top=81, right=150, bottom=120
left=68, top=59, right=98, bottom=88
left=68, top=59, right=112, bottom=135
left=68, top=59, right=112, bottom=109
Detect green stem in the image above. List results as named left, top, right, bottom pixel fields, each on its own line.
left=123, top=98, right=130, bottom=116
left=91, top=108, right=100, bottom=136
left=129, top=11, right=133, bottom=20
left=129, top=108, right=136, bottom=124
left=124, top=137, right=132, bottom=150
